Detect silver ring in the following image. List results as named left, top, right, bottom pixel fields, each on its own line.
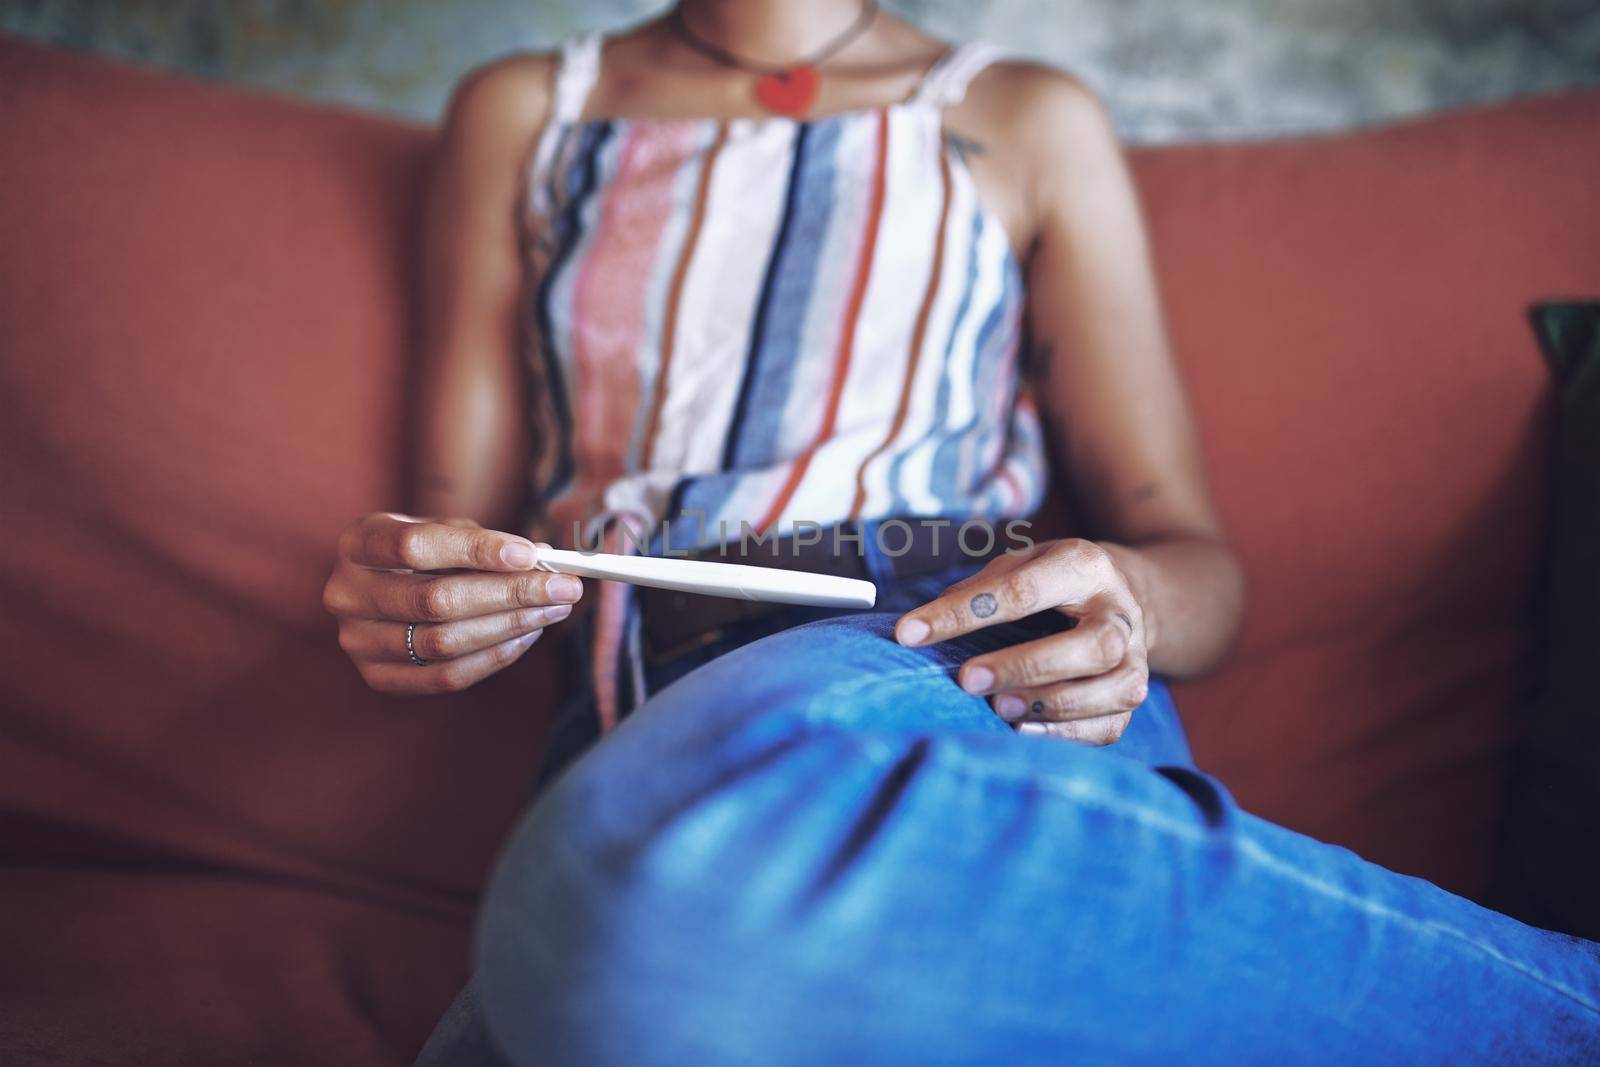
left=405, top=622, right=431, bottom=667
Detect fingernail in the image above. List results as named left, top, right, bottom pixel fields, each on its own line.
left=994, top=695, right=1028, bottom=721
left=548, top=576, right=583, bottom=603
left=542, top=604, right=572, bottom=624
left=961, top=665, right=994, bottom=694
left=1016, top=722, right=1048, bottom=736
left=501, top=541, right=535, bottom=568
left=897, top=618, right=930, bottom=646
left=517, top=630, right=541, bottom=648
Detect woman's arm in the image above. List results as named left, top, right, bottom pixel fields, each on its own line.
left=897, top=67, right=1243, bottom=742
left=412, top=57, right=553, bottom=528
left=1018, top=70, right=1243, bottom=679
left=323, top=57, right=586, bottom=696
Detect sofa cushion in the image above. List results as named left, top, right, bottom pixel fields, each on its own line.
left=1134, top=94, right=1600, bottom=897
left=0, top=35, right=562, bottom=1063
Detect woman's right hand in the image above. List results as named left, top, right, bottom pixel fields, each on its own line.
left=323, top=512, right=583, bottom=695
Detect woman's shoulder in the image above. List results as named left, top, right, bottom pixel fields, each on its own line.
left=963, top=54, right=1111, bottom=136
left=954, top=52, right=1122, bottom=179
left=943, top=51, right=1123, bottom=247
left=439, top=49, right=563, bottom=147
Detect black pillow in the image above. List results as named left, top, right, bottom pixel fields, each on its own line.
left=1493, top=301, right=1600, bottom=938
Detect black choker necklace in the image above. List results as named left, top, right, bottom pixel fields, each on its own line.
left=668, top=2, right=879, bottom=118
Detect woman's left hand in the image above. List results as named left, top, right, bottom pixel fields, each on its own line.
left=894, top=538, right=1150, bottom=746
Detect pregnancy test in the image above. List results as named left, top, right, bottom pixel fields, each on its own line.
left=532, top=548, right=877, bottom=609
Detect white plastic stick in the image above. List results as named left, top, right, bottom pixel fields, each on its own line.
left=533, top=548, right=877, bottom=609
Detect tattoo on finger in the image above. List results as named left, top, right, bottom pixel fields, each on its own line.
left=1115, top=611, right=1134, bottom=633
left=971, top=593, right=998, bottom=618
left=1031, top=700, right=1045, bottom=721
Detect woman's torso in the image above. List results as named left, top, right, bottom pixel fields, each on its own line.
left=521, top=32, right=1049, bottom=552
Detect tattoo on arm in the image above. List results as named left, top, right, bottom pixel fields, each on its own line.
left=971, top=593, right=998, bottom=618
left=947, top=132, right=987, bottom=163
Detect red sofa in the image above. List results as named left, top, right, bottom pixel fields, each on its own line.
left=2, top=34, right=1597, bottom=1065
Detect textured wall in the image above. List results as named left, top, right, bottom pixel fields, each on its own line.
left=2, top=0, right=1598, bottom=141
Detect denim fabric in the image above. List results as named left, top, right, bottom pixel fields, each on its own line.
left=419, top=596, right=1600, bottom=1065
left=532, top=524, right=1028, bottom=793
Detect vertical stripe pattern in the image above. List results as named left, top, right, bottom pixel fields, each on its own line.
left=641, top=123, right=730, bottom=469
left=755, top=108, right=891, bottom=534
left=848, top=142, right=953, bottom=519
left=523, top=45, right=1047, bottom=555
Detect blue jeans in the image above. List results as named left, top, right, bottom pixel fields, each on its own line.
left=420, top=600, right=1600, bottom=1064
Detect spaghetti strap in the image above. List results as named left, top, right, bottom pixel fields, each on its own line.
left=909, top=41, right=1008, bottom=109
left=527, top=33, right=603, bottom=219
left=551, top=32, right=603, bottom=124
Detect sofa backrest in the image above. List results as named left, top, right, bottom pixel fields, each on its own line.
left=2, top=34, right=1597, bottom=901
left=0, top=35, right=556, bottom=910
left=1139, top=93, right=1599, bottom=895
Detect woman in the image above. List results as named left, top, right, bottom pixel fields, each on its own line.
left=321, top=2, right=1600, bottom=1064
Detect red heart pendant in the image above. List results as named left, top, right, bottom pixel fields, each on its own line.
left=754, top=67, right=820, bottom=118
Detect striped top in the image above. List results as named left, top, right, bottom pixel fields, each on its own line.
left=522, top=32, right=1048, bottom=553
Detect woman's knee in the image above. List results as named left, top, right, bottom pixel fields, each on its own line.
left=472, top=701, right=941, bottom=1065
left=633, top=611, right=1009, bottom=744
left=468, top=617, right=1215, bottom=1064
left=470, top=717, right=1230, bottom=1067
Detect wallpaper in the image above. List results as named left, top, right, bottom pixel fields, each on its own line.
left=3, top=0, right=1598, bottom=141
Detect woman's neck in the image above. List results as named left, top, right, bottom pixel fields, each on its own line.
left=673, top=0, right=873, bottom=66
